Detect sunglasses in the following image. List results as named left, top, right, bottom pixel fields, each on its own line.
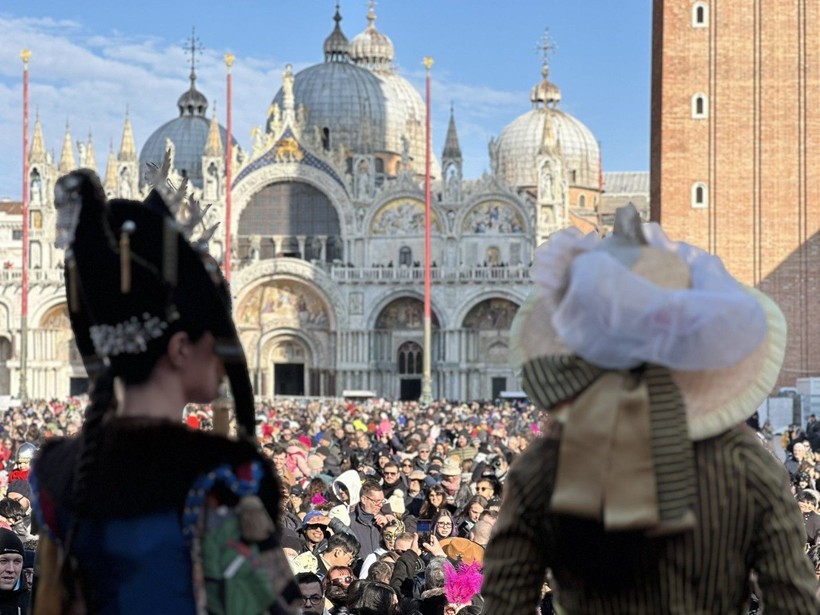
left=331, top=575, right=354, bottom=585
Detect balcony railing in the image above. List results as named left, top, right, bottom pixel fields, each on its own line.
left=0, top=268, right=65, bottom=283
left=330, top=265, right=530, bottom=283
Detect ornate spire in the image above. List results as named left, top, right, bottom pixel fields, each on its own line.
left=531, top=29, right=561, bottom=108
left=281, top=64, right=296, bottom=126
left=83, top=132, right=97, bottom=171
left=103, top=142, right=118, bottom=191
left=442, top=104, right=462, bottom=161
left=177, top=28, right=208, bottom=117
left=28, top=113, right=47, bottom=164
left=118, top=109, right=137, bottom=162
left=324, top=1, right=350, bottom=62
left=204, top=102, right=224, bottom=157
left=59, top=120, right=76, bottom=174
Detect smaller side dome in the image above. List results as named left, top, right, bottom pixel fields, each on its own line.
left=324, top=3, right=350, bottom=62
left=350, top=2, right=395, bottom=72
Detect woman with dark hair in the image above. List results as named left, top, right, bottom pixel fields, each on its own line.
left=349, top=581, right=400, bottom=615
left=418, top=484, right=450, bottom=520
left=455, top=495, right=488, bottom=538
left=29, top=167, right=299, bottom=614
left=432, top=509, right=456, bottom=541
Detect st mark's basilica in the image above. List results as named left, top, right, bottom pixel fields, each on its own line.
left=3, top=5, right=647, bottom=401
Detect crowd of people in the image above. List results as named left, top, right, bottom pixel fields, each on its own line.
left=0, top=392, right=818, bottom=613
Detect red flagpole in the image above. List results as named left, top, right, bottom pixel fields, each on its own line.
left=420, top=57, right=434, bottom=406
left=224, top=53, right=234, bottom=282
left=20, top=49, right=31, bottom=401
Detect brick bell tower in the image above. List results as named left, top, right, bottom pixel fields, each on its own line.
left=651, top=0, right=820, bottom=386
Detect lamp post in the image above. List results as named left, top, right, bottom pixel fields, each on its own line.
left=224, top=52, right=234, bottom=282
left=419, top=56, right=434, bottom=406
left=19, top=49, right=31, bottom=402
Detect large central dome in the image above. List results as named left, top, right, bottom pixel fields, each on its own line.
left=270, top=5, right=437, bottom=176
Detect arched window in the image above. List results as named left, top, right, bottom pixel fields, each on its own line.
left=399, top=246, right=412, bottom=267
left=578, top=194, right=586, bottom=209
left=321, top=128, right=331, bottom=151
left=692, top=93, right=708, bottom=119
left=398, top=341, right=423, bottom=375
left=693, top=2, right=709, bottom=27
left=692, top=182, right=709, bottom=209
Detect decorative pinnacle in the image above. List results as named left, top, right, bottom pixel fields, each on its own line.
left=423, top=56, right=434, bottom=71
left=225, top=52, right=235, bottom=70
left=21, top=49, right=32, bottom=65
left=184, top=27, right=203, bottom=82
left=536, top=28, right=556, bottom=80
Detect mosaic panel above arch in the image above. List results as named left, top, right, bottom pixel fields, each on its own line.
left=375, top=297, right=440, bottom=330
left=370, top=198, right=442, bottom=236
left=40, top=304, right=71, bottom=329
left=462, top=200, right=525, bottom=234
left=462, top=298, right=519, bottom=330
left=238, top=281, right=330, bottom=330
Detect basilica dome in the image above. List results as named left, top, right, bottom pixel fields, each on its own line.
left=492, top=69, right=600, bottom=191
left=139, top=75, right=231, bottom=189
left=270, top=6, right=437, bottom=176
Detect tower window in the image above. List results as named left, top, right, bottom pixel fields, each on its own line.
left=692, top=182, right=708, bottom=209
left=693, top=2, right=709, bottom=27
left=578, top=194, right=586, bottom=209
left=692, top=93, right=708, bottom=119
left=322, top=128, right=331, bottom=151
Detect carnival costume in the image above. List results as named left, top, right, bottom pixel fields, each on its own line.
left=481, top=205, right=819, bottom=613
left=30, top=159, right=301, bottom=614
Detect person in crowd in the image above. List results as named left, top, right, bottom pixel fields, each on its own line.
left=473, top=478, right=497, bottom=501
left=786, top=442, right=810, bottom=478
left=455, top=495, right=487, bottom=538
left=439, top=460, right=473, bottom=511
left=365, top=561, right=393, bottom=584
left=359, top=519, right=404, bottom=578
left=481, top=206, right=819, bottom=612
left=432, top=510, right=456, bottom=541
left=347, top=581, right=399, bottom=615
left=349, top=479, right=390, bottom=562
left=296, top=572, right=326, bottom=615
left=317, top=532, right=360, bottom=578
left=468, top=520, right=493, bottom=548
left=7, top=444, right=35, bottom=484
left=300, top=511, right=332, bottom=554
left=797, top=490, right=820, bottom=548
left=0, top=502, right=24, bottom=536
left=0, top=528, right=28, bottom=614
left=29, top=167, right=299, bottom=614
left=400, top=458, right=415, bottom=478
left=380, top=461, right=407, bottom=500
left=332, top=469, right=362, bottom=510
left=414, top=443, right=433, bottom=472
left=271, top=443, right=296, bottom=487
left=322, top=565, right=355, bottom=614
left=416, top=483, right=449, bottom=520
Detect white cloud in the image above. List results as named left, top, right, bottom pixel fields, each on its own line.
left=0, top=15, right=531, bottom=198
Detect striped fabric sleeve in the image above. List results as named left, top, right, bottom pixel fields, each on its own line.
left=481, top=435, right=556, bottom=614
left=744, top=438, right=819, bottom=613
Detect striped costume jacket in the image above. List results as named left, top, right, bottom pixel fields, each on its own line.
left=481, top=426, right=819, bottom=614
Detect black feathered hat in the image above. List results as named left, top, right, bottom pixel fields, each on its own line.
left=53, top=153, right=256, bottom=441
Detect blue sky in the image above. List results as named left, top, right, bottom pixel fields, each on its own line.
left=0, top=1, right=652, bottom=200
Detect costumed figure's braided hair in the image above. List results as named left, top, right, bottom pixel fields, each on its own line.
left=52, top=152, right=263, bottom=607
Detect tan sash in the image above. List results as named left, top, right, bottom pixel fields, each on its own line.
left=522, top=356, right=696, bottom=534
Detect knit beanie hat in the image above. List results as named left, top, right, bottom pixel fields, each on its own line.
left=0, top=528, right=23, bottom=557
